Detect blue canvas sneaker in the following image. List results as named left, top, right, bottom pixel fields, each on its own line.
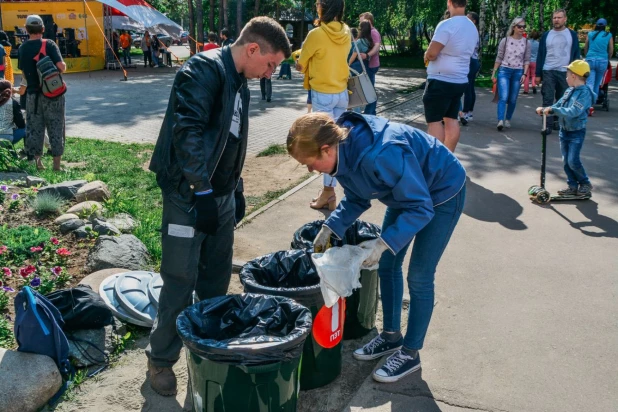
left=373, top=350, right=421, bottom=383
left=353, top=334, right=403, bottom=361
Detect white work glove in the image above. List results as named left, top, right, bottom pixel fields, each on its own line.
left=358, top=238, right=389, bottom=268
left=313, top=225, right=333, bottom=253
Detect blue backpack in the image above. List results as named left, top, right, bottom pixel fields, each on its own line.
left=14, top=286, right=71, bottom=375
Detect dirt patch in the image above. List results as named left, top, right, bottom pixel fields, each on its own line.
left=242, top=154, right=307, bottom=198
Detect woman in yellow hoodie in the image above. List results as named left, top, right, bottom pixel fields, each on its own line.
left=296, top=0, right=350, bottom=210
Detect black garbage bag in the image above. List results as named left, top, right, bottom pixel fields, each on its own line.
left=291, top=219, right=381, bottom=250
left=46, top=284, right=114, bottom=331
left=177, top=293, right=312, bottom=365
left=240, top=249, right=321, bottom=302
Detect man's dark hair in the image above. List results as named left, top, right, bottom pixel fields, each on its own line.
left=236, top=17, right=292, bottom=58
left=26, top=24, right=44, bottom=35
left=221, top=28, right=230, bottom=38
left=207, top=32, right=217, bottom=42
left=359, top=12, right=374, bottom=26
left=450, top=0, right=468, bottom=8
left=467, top=11, right=479, bottom=26
left=317, top=0, right=345, bottom=25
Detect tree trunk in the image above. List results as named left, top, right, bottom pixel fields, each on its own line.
left=196, top=0, right=204, bottom=47
left=188, top=0, right=196, bottom=54
left=538, top=0, right=544, bottom=32
left=499, top=0, right=510, bottom=38
left=255, top=0, right=260, bottom=17
left=221, top=0, right=228, bottom=30
left=219, top=0, right=224, bottom=31
left=479, top=0, right=487, bottom=54
left=299, top=0, right=305, bottom=42
left=209, top=0, right=215, bottom=32
left=275, top=0, right=280, bottom=20
left=237, top=0, right=242, bottom=35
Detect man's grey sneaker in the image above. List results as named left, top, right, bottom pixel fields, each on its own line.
left=373, top=350, right=421, bottom=383
left=557, top=186, right=578, bottom=196
left=578, top=183, right=593, bottom=195
left=497, top=120, right=504, bottom=131
left=504, top=120, right=511, bottom=128
left=353, top=334, right=403, bottom=361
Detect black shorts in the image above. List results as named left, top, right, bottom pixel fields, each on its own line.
left=422, top=79, right=468, bottom=123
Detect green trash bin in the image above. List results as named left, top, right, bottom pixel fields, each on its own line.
left=177, top=294, right=312, bottom=412
left=240, top=250, right=343, bottom=390
left=290, top=219, right=381, bottom=339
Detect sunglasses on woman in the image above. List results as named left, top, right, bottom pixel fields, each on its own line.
left=516, top=24, right=526, bottom=29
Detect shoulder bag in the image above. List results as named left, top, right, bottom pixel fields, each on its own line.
left=347, top=40, right=377, bottom=109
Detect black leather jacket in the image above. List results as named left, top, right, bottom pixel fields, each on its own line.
left=149, top=47, right=249, bottom=211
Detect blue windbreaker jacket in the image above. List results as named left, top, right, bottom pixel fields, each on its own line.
left=324, top=113, right=466, bottom=254
left=551, top=85, right=596, bottom=131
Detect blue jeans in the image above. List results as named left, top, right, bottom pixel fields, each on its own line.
left=497, top=67, right=523, bottom=121
left=311, top=89, right=348, bottom=120
left=585, top=58, right=607, bottom=100
left=0, top=128, right=26, bottom=144
left=278, top=63, right=292, bottom=79
left=363, top=66, right=379, bottom=115
left=152, top=52, right=159, bottom=66
left=559, top=129, right=590, bottom=187
left=379, top=185, right=466, bottom=350
left=122, top=48, right=131, bottom=65
left=463, top=58, right=480, bottom=113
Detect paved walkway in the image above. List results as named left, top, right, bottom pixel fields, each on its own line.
left=234, top=83, right=618, bottom=411
left=50, top=64, right=424, bottom=154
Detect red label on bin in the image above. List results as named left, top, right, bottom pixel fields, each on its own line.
left=313, top=298, right=345, bottom=348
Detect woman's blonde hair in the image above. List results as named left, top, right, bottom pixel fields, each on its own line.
left=508, top=16, right=525, bottom=37
left=287, top=112, right=348, bottom=158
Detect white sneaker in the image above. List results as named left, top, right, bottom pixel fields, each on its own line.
left=497, top=120, right=504, bottom=131
left=466, top=113, right=473, bottom=121
left=505, top=120, right=511, bottom=128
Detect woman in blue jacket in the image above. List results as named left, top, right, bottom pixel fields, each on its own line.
left=287, top=112, right=466, bottom=383
left=584, top=18, right=614, bottom=99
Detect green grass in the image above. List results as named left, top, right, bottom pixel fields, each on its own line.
left=257, top=144, right=287, bottom=157
left=0, top=316, right=14, bottom=348
left=33, top=138, right=163, bottom=263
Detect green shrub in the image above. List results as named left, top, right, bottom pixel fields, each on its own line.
left=30, top=192, right=66, bottom=216
left=0, top=315, right=14, bottom=348
left=0, top=225, right=53, bottom=257
left=0, top=291, right=8, bottom=311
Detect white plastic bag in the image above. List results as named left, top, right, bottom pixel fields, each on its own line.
left=311, top=245, right=370, bottom=307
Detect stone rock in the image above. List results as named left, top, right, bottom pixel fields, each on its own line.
left=93, top=222, right=121, bottom=236
left=0, top=348, right=62, bottom=412
left=107, top=213, right=138, bottom=233
left=67, top=324, right=122, bottom=367
left=54, top=213, right=80, bottom=225
left=25, top=175, right=47, bottom=187
left=66, top=201, right=103, bottom=216
left=59, top=218, right=85, bottom=234
left=75, top=180, right=111, bottom=203
left=90, top=217, right=107, bottom=226
left=38, top=179, right=87, bottom=200
left=79, top=267, right=130, bottom=291
left=73, top=224, right=93, bottom=239
left=0, top=172, right=28, bottom=184
left=86, top=235, right=150, bottom=273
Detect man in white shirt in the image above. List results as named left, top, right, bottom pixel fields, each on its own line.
left=423, top=0, right=478, bottom=152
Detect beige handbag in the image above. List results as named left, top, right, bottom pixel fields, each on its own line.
left=347, top=40, right=377, bottom=109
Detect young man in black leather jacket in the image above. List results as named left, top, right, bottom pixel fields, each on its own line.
left=146, top=17, right=291, bottom=396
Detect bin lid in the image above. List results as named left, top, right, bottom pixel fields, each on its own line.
left=99, top=273, right=152, bottom=327
left=148, top=274, right=163, bottom=309
left=114, top=271, right=158, bottom=326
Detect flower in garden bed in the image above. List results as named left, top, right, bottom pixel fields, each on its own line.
left=30, top=246, right=43, bottom=253
left=19, top=265, right=37, bottom=278
left=2, top=286, right=14, bottom=292
left=2, top=267, right=11, bottom=277
left=50, top=266, right=63, bottom=277
left=56, top=248, right=71, bottom=257
left=30, top=276, right=41, bottom=287
left=0, top=246, right=7, bottom=255
left=10, top=194, right=19, bottom=201
left=50, top=237, right=59, bottom=245
left=0, top=185, right=8, bottom=192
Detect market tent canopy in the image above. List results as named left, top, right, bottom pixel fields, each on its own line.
left=111, top=15, right=145, bottom=32
left=98, top=0, right=182, bottom=38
